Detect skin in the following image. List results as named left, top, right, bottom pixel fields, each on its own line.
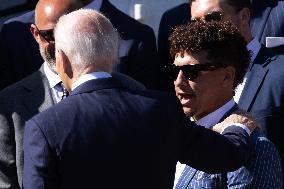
left=30, top=0, right=83, bottom=72
left=190, top=0, right=253, bottom=43
left=174, top=51, right=235, bottom=120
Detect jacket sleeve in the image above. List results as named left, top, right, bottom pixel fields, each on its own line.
left=179, top=119, right=253, bottom=173
left=23, top=119, right=58, bottom=189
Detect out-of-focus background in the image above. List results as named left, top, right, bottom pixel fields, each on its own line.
left=0, top=0, right=187, bottom=37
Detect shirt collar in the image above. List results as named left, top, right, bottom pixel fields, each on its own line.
left=84, top=0, right=103, bottom=10
left=72, top=71, right=112, bottom=91
left=43, top=62, right=61, bottom=88
left=194, top=99, right=236, bottom=129
left=247, top=38, right=261, bottom=63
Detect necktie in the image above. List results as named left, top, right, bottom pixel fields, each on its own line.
left=60, top=82, right=69, bottom=100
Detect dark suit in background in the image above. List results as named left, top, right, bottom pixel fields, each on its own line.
left=0, top=0, right=159, bottom=90
left=157, top=3, right=190, bottom=91
left=251, top=0, right=284, bottom=45
left=0, top=66, right=53, bottom=189
left=0, top=11, right=41, bottom=90
left=24, top=77, right=252, bottom=189
left=238, top=46, right=284, bottom=174
left=157, top=0, right=284, bottom=91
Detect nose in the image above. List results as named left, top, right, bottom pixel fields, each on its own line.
left=174, top=70, right=186, bottom=87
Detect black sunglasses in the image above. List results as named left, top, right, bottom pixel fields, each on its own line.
left=192, top=11, right=223, bottom=22
left=166, top=63, right=228, bottom=81
left=35, top=25, right=54, bottom=43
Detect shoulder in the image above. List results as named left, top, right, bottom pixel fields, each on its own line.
left=251, top=130, right=280, bottom=156
left=162, top=3, right=189, bottom=19
left=227, top=130, right=282, bottom=188
left=3, top=10, right=35, bottom=25
left=1, top=10, right=35, bottom=40
left=101, top=0, right=154, bottom=39
left=0, top=70, right=45, bottom=108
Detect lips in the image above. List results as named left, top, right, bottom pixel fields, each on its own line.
left=177, top=92, right=195, bottom=106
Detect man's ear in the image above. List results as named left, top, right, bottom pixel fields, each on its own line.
left=30, top=24, right=40, bottom=42
left=239, top=7, right=251, bottom=25
left=58, top=50, right=73, bottom=78
left=222, top=66, right=235, bottom=87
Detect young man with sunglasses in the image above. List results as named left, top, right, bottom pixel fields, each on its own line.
left=158, top=0, right=284, bottom=91
left=170, top=17, right=282, bottom=189
left=191, top=0, right=284, bottom=183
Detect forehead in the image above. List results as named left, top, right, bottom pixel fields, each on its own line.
left=174, top=51, right=209, bottom=66
left=35, top=0, right=73, bottom=28
left=191, top=0, right=233, bottom=18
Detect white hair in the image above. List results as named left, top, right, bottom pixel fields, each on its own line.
left=54, top=9, right=119, bottom=70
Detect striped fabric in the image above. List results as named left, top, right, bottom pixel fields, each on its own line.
left=175, top=130, right=283, bottom=189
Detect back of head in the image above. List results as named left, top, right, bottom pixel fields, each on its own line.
left=54, top=9, right=119, bottom=72
left=169, top=19, right=250, bottom=88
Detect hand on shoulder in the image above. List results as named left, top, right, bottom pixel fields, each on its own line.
left=213, top=110, right=259, bottom=134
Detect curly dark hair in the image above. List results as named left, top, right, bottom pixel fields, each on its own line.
left=169, top=20, right=251, bottom=89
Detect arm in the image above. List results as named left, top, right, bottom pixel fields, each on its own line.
left=179, top=120, right=252, bottom=173
left=23, top=119, right=58, bottom=189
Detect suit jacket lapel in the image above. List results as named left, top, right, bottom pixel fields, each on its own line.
left=22, top=66, right=54, bottom=118
left=250, top=1, right=273, bottom=42
left=238, top=47, right=270, bottom=111
left=219, top=103, right=239, bottom=122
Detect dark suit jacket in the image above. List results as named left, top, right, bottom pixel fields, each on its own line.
left=238, top=46, right=284, bottom=175
left=0, top=67, right=155, bottom=189
left=23, top=77, right=252, bottom=189
left=251, top=0, right=284, bottom=45
left=0, top=66, right=53, bottom=189
left=176, top=104, right=283, bottom=189
left=0, top=0, right=159, bottom=90
left=157, top=3, right=190, bottom=91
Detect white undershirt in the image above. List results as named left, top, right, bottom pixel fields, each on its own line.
left=43, top=63, right=62, bottom=103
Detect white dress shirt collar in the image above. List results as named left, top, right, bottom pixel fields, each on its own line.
left=194, top=99, right=236, bottom=129
left=84, top=0, right=103, bottom=10
left=43, top=62, right=61, bottom=88
left=72, top=71, right=112, bottom=91
left=247, top=37, right=262, bottom=63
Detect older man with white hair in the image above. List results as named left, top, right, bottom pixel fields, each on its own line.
left=23, top=9, right=257, bottom=189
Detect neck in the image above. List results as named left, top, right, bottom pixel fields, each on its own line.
left=193, top=95, right=233, bottom=121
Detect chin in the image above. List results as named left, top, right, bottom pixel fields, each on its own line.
left=183, top=107, right=195, bottom=118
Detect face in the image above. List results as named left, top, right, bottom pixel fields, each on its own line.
left=31, top=0, right=82, bottom=72
left=174, top=51, right=227, bottom=120
left=191, top=0, right=242, bottom=32
left=31, top=3, right=57, bottom=71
